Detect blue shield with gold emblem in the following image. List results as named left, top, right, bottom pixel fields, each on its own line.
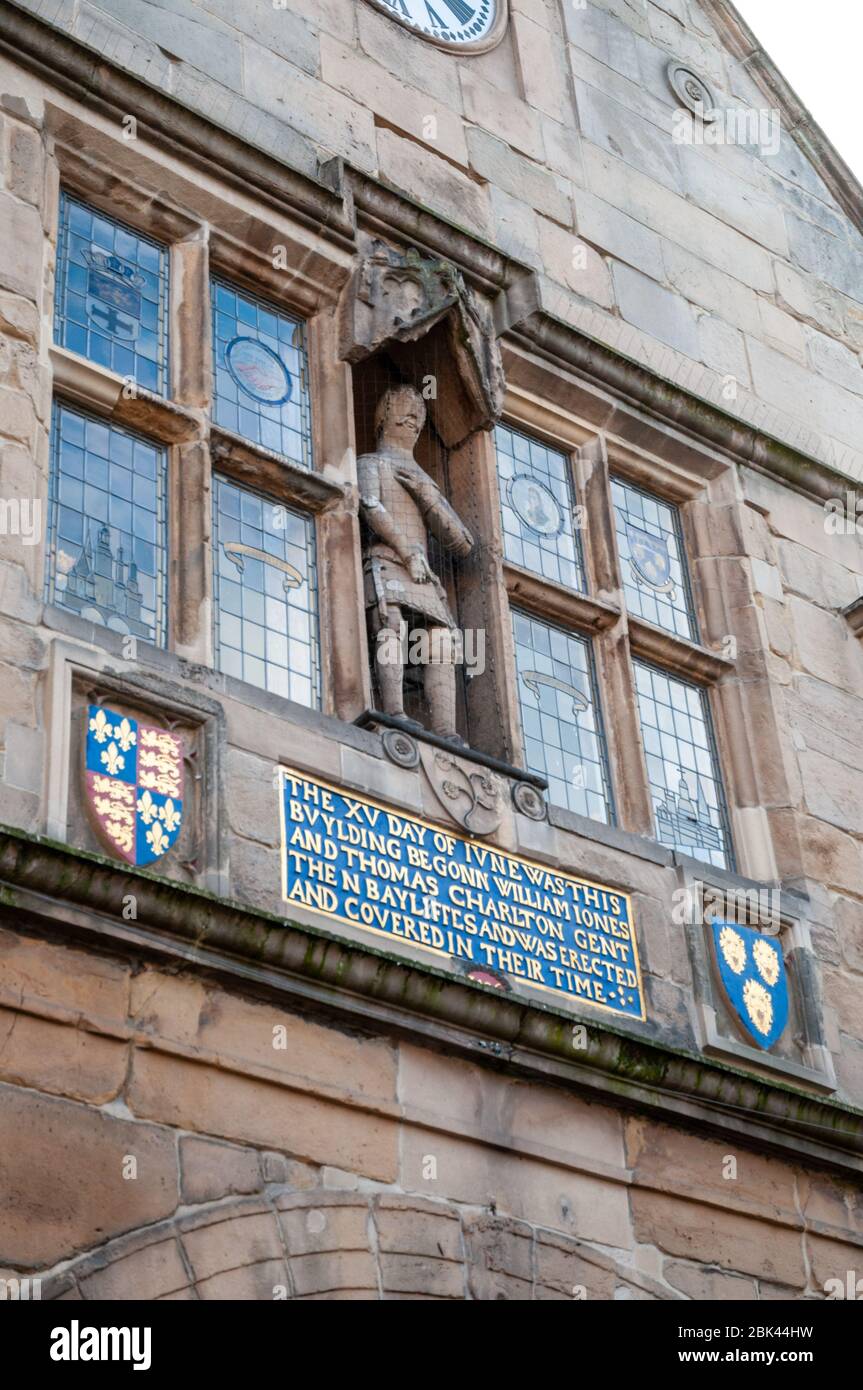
left=626, top=521, right=675, bottom=594
left=711, top=919, right=788, bottom=1050
left=84, top=704, right=184, bottom=867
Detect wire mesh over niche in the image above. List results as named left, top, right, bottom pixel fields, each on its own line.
left=352, top=353, right=471, bottom=741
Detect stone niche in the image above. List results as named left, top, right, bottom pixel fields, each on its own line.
left=340, top=235, right=506, bottom=749
left=339, top=235, right=505, bottom=450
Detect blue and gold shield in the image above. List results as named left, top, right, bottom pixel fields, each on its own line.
left=626, top=521, right=675, bottom=594
left=710, top=919, right=788, bottom=1050
left=84, top=704, right=184, bottom=867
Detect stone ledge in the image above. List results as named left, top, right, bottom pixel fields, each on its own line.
left=0, top=825, right=861, bottom=1180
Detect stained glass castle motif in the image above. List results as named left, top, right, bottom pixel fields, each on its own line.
left=60, top=523, right=151, bottom=638
left=655, top=772, right=723, bottom=855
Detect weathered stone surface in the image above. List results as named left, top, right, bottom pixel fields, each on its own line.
left=128, top=1052, right=399, bottom=1182
left=180, top=1136, right=261, bottom=1204
left=79, top=1238, right=190, bottom=1301
left=625, top=1117, right=799, bottom=1225
left=612, top=260, right=699, bottom=358
left=464, top=1214, right=533, bottom=1300
left=630, top=1190, right=807, bottom=1287
left=467, top=126, right=571, bottom=227
left=0, top=928, right=129, bottom=1023
left=375, top=1193, right=462, bottom=1261
left=0, top=1007, right=126, bottom=1104
left=663, top=1260, right=759, bottom=1300
left=573, top=187, right=664, bottom=279
left=377, top=128, right=491, bottom=238
left=182, top=1209, right=283, bottom=1282
left=320, top=33, right=468, bottom=166
left=0, top=1084, right=178, bottom=1268
left=0, top=187, right=43, bottom=299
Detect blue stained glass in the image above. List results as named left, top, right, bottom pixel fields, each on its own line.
left=213, top=475, right=319, bottom=707
left=511, top=609, right=614, bottom=825
left=633, top=659, right=733, bottom=869
left=211, top=277, right=313, bottom=466
left=495, top=424, right=585, bottom=593
left=46, top=402, right=167, bottom=644
left=54, top=191, right=170, bottom=396
left=612, top=478, right=698, bottom=641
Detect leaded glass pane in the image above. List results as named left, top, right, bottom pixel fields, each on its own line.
left=211, top=279, right=312, bottom=468
left=612, top=479, right=697, bottom=641
left=633, top=660, right=733, bottom=869
left=213, top=476, right=320, bottom=707
left=54, top=191, right=169, bottom=396
left=47, top=403, right=167, bottom=644
left=512, top=609, right=613, bottom=823
left=495, top=424, right=585, bottom=591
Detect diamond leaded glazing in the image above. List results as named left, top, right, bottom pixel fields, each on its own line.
left=612, top=479, right=697, bottom=641
left=47, top=403, right=167, bottom=644
left=211, top=279, right=312, bottom=467
left=495, top=424, right=585, bottom=592
left=54, top=191, right=169, bottom=395
left=633, top=660, right=733, bottom=869
left=213, top=476, right=320, bottom=707
left=512, top=609, right=613, bottom=824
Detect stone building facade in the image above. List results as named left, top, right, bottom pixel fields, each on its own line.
left=0, top=0, right=862, bottom=1301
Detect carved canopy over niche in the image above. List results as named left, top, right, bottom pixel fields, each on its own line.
left=338, top=236, right=505, bottom=448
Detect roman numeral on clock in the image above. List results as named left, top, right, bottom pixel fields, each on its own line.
left=440, top=0, right=476, bottom=23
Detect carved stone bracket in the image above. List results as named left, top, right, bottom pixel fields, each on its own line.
left=419, top=743, right=504, bottom=837
left=339, top=236, right=505, bottom=447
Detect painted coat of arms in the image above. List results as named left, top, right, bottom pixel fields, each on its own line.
left=626, top=521, right=676, bottom=595
left=711, top=919, right=789, bottom=1050
left=85, top=704, right=184, bottom=866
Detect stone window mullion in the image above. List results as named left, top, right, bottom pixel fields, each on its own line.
left=576, top=434, right=655, bottom=837
left=169, top=226, right=212, bottom=665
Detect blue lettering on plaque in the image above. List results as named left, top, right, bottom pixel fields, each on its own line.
left=279, top=769, right=645, bottom=1021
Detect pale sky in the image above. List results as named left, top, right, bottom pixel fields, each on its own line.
left=734, top=0, right=863, bottom=184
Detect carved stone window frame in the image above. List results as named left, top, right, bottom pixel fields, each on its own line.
left=491, top=351, right=785, bottom=884
left=42, top=107, right=365, bottom=724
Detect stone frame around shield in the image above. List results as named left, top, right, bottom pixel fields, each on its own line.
left=43, top=637, right=228, bottom=896
left=676, top=856, right=837, bottom=1093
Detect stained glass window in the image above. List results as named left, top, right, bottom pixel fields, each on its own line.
left=495, top=424, right=585, bottom=592
left=213, top=476, right=320, bottom=707
left=612, top=479, right=697, bottom=641
left=211, top=279, right=312, bottom=467
left=54, top=192, right=169, bottom=395
left=512, top=609, right=613, bottom=823
left=47, top=403, right=167, bottom=644
left=633, top=660, right=733, bottom=869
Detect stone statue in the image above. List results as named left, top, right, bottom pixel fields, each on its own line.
left=358, top=384, right=474, bottom=741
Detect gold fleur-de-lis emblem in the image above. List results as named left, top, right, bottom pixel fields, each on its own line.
left=136, top=789, right=157, bottom=825
left=113, top=717, right=137, bottom=753
left=89, top=709, right=112, bottom=744
left=146, top=820, right=170, bottom=857
left=159, top=799, right=181, bottom=834
left=101, top=742, right=125, bottom=776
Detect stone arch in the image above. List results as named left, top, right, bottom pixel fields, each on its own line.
left=33, top=1190, right=662, bottom=1300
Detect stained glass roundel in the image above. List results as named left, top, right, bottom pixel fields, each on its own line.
left=363, top=0, right=505, bottom=53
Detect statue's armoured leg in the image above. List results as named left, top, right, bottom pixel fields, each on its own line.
left=425, top=625, right=458, bottom=740
left=371, top=604, right=406, bottom=717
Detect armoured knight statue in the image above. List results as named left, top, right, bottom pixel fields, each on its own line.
left=358, top=384, right=474, bottom=741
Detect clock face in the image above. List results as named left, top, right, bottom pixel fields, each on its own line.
left=365, top=0, right=505, bottom=53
